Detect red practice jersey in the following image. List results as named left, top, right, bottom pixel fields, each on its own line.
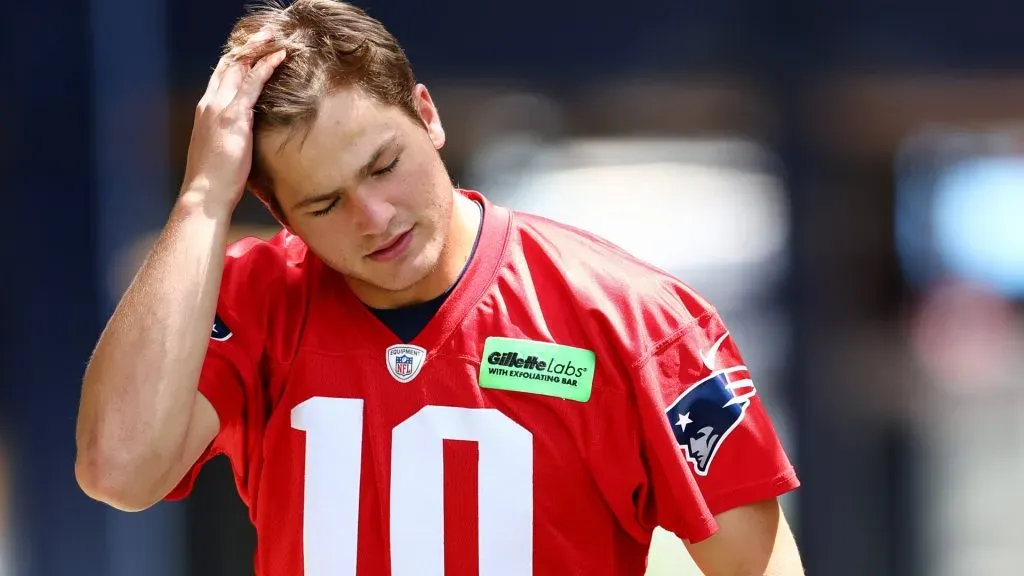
left=167, top=189, right=799, bottom=575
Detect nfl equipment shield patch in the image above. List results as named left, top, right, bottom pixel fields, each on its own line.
left=385, top=344, right=427, bottom=383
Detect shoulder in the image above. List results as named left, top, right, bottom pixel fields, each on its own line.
left=222, top=228, right=307, bottom=279
left=217, top=229, right=311, bottom=360
left=506, top=209, right=716, bottom=362
left=221, top=228, right=309, bottom=292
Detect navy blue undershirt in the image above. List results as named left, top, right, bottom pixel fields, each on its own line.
left=367, top=201, right=483, bottom=343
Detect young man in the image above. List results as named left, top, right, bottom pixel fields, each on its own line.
left=75, top=1, right=804, bottom=574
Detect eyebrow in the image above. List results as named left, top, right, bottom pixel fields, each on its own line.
left=290, top=134, right=398, bottom=211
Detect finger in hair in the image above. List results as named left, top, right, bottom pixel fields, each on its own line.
left=232, top=49, right=287, bottom=107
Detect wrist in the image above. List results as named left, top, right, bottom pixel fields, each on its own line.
left=175, top=186, right=237, bottom=224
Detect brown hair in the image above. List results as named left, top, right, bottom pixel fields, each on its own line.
left=226, top=0, right=418, bottom=218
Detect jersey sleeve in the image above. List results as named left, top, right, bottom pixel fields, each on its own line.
left=163, top=237, right=283, bottom=505
left=631, top=309, right=799, bottom=543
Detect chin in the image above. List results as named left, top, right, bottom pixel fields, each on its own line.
left=391, top=241, right=445, bottom=292
left=396, top=252, right=440, bottom=290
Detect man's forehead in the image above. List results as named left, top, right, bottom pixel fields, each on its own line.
left=295, top=122, right=397, bottom=167
left=308, top=88, right=396, bottom=145
left=266, top=89, right=394, bottom=152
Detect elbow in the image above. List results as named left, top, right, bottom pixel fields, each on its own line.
left=74, top=449, right=162, bottom=513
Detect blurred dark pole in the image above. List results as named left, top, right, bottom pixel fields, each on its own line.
left=0, top=8, right=12, bottom=567
left=2, top=1, right=109, bottom=574
left=763, top=12, right=836, bottom=575
left=90, top=0, right=187, bottom=573
left=748, top=0, right=857, bottom=574
left=0, top=1, right=11, bottom=452
left=751, top=2, right=921, bottom=575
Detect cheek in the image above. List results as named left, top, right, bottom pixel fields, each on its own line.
left=389, top=167, right=436, bottom=211
left=292, top=218, right=357, bottom=257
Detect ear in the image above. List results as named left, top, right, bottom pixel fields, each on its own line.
left=413, top=84, right=445, bottom=150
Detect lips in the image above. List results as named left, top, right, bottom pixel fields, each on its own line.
left=367, top=228, right=413, bottom=262
left=371, top=233, right=403, bottom=254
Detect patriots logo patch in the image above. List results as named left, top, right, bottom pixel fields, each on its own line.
left=665, top=331, right=756, bottom=476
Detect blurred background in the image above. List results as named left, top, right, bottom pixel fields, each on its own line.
left=3, top=0, right=1024, bottom=574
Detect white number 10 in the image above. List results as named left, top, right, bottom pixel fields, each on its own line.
left=291, top=397, right=534, bottom=576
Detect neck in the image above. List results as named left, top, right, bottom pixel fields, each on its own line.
left=358, top=190, right=481, bottom=309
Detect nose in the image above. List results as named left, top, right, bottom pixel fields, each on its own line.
left=348, top=189, right=395, bottom=237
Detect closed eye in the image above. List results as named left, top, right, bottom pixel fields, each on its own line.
left=310, top=198, right=339, bottom=217
left=373, top=156, right=399, bottom=176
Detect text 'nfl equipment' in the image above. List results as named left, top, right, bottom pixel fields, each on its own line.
left=385, top=345, right=427, bottom=383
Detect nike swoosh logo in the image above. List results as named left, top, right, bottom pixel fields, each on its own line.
left=699, top=331, right=731, bottom=372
